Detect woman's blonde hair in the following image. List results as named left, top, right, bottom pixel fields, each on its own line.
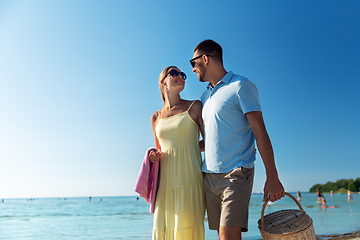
left=159, top=66, right=177, bottom=102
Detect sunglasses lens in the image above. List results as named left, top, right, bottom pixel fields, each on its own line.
left=168, top=70, right=187, bottom=80
left=169, top=70, right=178, bottom=77
left=181, top=72, right=187, bottom=80
left=190, top=55, right=203, bottom=68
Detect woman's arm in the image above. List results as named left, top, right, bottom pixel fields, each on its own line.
left=150, top=111, right=162, bottom=162
left=189, top=100, right=205, bottom=152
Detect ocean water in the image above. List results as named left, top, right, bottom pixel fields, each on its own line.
left=1, top=192, right=359, bottom=239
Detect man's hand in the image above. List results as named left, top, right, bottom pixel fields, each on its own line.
left=263, top=177, right=285, bottom=202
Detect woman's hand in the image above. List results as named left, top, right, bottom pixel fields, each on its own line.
left=149, top=149, right=162, bottom=163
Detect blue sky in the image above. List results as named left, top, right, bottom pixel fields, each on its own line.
left=0, top=0, right=359, bottom=199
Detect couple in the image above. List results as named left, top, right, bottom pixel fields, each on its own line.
left=149, top=40, right=285, bottom=240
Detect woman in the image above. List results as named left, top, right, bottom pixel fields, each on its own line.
left=149, top=66, right=205, bottom=240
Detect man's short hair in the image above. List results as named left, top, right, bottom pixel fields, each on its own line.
left=194, top=39, right=223, bottom=64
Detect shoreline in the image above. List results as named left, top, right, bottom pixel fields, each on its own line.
left=316, top=230, right=360, bottom=240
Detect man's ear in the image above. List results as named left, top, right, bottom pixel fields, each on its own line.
left=203, top=55, right=210, bottom=66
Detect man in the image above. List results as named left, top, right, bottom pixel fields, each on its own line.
left=190, top=39, right=285, bottom=240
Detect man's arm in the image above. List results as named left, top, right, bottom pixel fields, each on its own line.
left=246, top=111, right=285, bottom=202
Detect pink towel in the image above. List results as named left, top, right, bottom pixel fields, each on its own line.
left=134, top=147, right=159, bottom=213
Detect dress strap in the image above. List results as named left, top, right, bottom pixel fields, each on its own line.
left=186, top=100, right=196, bottom=112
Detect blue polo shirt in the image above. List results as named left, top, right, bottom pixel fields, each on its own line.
left=201, top=71, right=262, bottom=173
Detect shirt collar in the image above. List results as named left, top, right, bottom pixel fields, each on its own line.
left=207, top=71, right=234, bottom=90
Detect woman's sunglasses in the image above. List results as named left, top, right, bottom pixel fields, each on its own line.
left=164, top=69, right=187, bottom=80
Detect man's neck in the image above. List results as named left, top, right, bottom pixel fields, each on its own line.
left=209, top=69, right=227, bottom=87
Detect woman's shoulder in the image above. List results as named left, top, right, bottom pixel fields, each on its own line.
left=187, top=100, right=202, bottom=115
left=191, top=100, right=202, bottom=109
left=150, top=110, right=161, bottom=123
left=184, top=99, right=201, bottom=105
left=194, top=99, right=202, bottom=105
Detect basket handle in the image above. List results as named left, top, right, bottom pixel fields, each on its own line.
left=260, top=192, right=305, bottom=230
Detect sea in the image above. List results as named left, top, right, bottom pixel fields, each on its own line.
left=1, top=192, right=359, bottom=239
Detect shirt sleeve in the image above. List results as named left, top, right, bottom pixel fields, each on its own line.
left=237, top=80, right=262, bottom=114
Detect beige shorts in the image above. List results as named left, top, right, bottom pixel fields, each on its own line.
left=204, top=167, right=254, bottom=232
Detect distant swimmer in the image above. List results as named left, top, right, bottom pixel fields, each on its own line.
left=348, top=190, right=353, bottom=202
left=316, top=189, right=323, bottom=202
left=297, top=191, right=301, bottom=201
left=89, top=197, right=91, bottom=201
left=136, top=196, right=139, bottom=200
left=321, top=196, right=339, bottom=209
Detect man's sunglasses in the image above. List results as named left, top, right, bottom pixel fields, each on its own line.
left=164, top=69, right=187, bottom=80
left=189, top=54, right=210, bottom=68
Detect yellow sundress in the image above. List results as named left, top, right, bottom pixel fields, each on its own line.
left=153, top=101, right=205, bottom=240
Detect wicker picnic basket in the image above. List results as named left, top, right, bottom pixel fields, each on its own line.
left=258, top=192, right=315, bottom=240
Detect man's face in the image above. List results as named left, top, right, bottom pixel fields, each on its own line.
left=191, top=51, right=207, bottom=82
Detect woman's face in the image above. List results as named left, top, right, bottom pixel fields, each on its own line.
left=162, top=67, right=186, bottom=91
